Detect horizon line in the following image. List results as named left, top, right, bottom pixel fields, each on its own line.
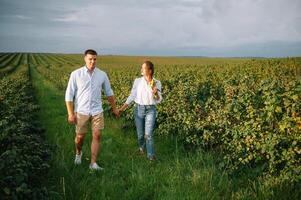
left=1, top=51, right=301, bottom=59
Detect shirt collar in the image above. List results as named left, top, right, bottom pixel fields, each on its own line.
left=84, top=66, right=96, bottom=73
left=142, top=76, right=155, bottom=83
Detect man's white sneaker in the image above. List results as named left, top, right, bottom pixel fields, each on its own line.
left=74, top=152, right=82, bottom=165
left=89, top=163, right=104, bottom=171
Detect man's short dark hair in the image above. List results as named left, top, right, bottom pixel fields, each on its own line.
left=144, top=60, right=154, bottom=77
left=85, top=49, right=97, bottom=56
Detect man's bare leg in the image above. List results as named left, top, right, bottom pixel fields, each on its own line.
left=91, top=129, right=101, bottom=164
left=75, top=133, right=85, bottom=155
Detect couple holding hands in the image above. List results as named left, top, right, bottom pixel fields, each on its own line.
left=65, top=49, right=162, bottom=171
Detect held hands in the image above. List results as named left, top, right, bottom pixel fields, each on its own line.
left=112, top=108, right=120, bottom=118
left=117, top=108, right=124, bottom=116
left=117, top=104, right=128, bottom=116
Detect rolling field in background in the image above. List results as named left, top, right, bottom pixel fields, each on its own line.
left=0, top=53, right=300, bottom=199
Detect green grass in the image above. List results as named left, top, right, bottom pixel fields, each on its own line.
left=30, top=65, right=298, bottom=200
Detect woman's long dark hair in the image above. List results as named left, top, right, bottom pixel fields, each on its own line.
left=144, top=60, right=154, bottom=77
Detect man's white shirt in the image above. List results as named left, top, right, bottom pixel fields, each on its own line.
left=65, top=66, right=113, bottom=115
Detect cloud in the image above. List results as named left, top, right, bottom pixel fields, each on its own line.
left=0, top=0, right=300, bottom=57
left=52, top=15, right=79, bottom=22
left=13, top=15, right=32, bottom=20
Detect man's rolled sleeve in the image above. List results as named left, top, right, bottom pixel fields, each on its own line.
left=65, top=72, right=76, bottom=101
left=103, top=73, right=114, bottom=97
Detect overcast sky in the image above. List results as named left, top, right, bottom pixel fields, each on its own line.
left=0, top=0, right=300, bottom=57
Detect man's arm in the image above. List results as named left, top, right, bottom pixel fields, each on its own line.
left=107, top=95, right=119, bottom=117
left=65, top=71, right=77, bottom=124
left=66, top=101, right=76, bottom=124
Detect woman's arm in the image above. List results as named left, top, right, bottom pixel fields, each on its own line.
left=118, top=78, right=138, bottom=113
left=154, top=80, right=162, bottom=103
left=119, top=103, right=129, bottom=112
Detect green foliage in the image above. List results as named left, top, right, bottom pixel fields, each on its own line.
left=0, top=65, right=51, bottom=199
left=29, top=53, right=301, bottom=184
left=111, top=58, right=301, bottom=185
left=10, top=53, right=301, bottom=197
left=0, top=53, right=24, bottom=77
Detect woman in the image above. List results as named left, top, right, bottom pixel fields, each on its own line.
left=119, top=61, right=162, bottom=161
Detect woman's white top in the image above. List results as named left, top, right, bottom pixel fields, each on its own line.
left=125, top=77, right=162, bottom=105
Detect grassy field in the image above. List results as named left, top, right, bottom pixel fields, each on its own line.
left=1, top=53, right=300, bottom=199
left=30, top=62, right=236, bottom=199
left=29, top=57, right=298, bottom=199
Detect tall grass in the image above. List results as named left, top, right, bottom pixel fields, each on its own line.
left=30, top=64, right=299, bottom=200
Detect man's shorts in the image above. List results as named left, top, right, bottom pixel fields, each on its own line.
left=76, top=112, right=104, bottom=134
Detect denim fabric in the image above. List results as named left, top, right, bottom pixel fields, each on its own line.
left=134, top=104, right=156, bottom=158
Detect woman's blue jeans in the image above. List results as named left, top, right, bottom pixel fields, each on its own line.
left=134, top=104, right=156, bottom=158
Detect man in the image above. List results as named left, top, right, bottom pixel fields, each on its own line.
left=65, top=49, right=119, bottom=170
